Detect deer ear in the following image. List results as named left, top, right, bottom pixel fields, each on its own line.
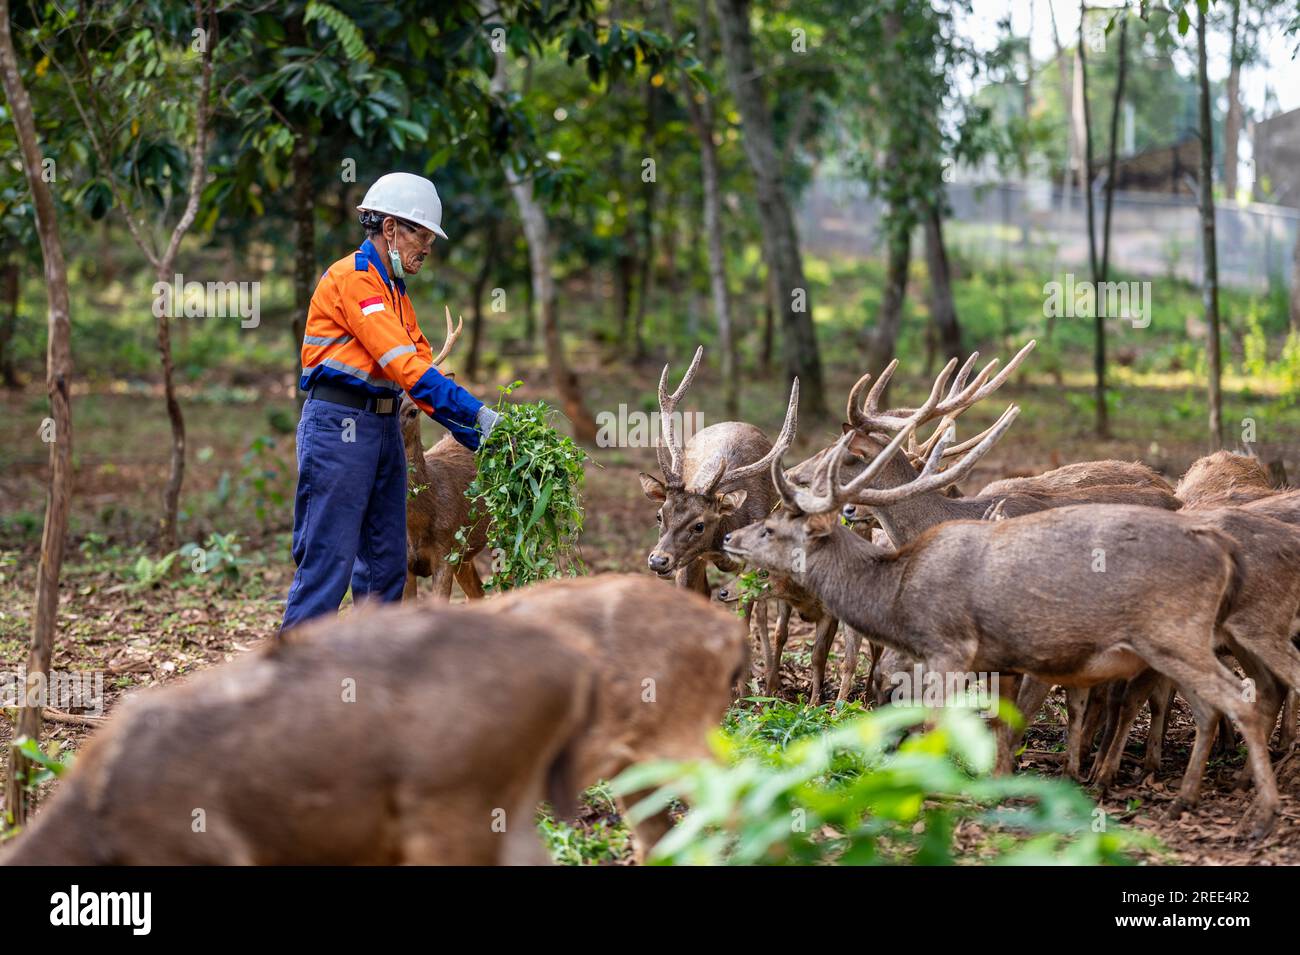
left=805, top=510, right=839, bottom=538
left=717, top=489, right=747, bottom=514
left=638, top=473, right=667, bottom=502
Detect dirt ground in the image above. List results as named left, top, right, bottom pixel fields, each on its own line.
left=3, top=369, right=1300, bottom=865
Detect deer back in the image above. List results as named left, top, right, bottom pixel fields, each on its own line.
left=4, top=606, right=594, bottom=865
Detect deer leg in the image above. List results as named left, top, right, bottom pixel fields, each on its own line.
left=617, top=791, right=674, bottom=865
left=1090, top=671, right=1161, bottom=789
left=454, top=560, right=486, bottom=600
left=1142, top=678, right=1176, bottom=778
left=1141, top=641, right=1279, bottom=838
left=836, top=625, right=861, bottom=704
left=1279, top=690, right=1297, bottom=751
left=808, top=616, right=838, bottom=705
left=748, top=598, right=773, bottom=696
left=766, top=600, right=792, bottom=697
left=1063, top=686, right=1095, bottom=781
left=1168, top=688, right=1221, bottom=819
left=994, top=676, right=1046, bottom=776
left=403, top=570, right=418, bottom=601
left=1231, top=663, right=1284, bottom=790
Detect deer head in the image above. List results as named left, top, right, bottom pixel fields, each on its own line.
left=723, top=398, right=1020, bottom=578
left=637, top=346, right=799, bottom=576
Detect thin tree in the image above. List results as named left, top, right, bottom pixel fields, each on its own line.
left=1077, top=0, right=1108, bottom=437
left=1196, top=0, right=1223, bottom=446
left=671, top=0, right=738, bottom=416
left=41, top=0, right=216, bottom=551
left=714, top=0, right=826, bottom=417
left=0, top=0, right=74, bottom=824
left=482, top=0, right=597, bottom=442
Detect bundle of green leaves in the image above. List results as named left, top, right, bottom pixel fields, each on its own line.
left=452, top=382, right=589, bottom=591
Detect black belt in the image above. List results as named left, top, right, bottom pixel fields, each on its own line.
left=309, top=382, right=399, bottom=415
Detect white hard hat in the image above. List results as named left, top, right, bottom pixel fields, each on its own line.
left=356, top=172, right=448, bottom=240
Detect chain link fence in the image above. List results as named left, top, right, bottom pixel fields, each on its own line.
left=798, top=177, right=1299, bottom=293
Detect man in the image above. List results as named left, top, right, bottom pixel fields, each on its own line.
left=281, top=172, right=499, bottom=632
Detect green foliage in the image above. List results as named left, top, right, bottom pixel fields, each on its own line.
left=454, top=381, right=589, bottom=591
left=613, top=701, right=1145, bottom=866
left=731, top=567, right=770, bottom=618
left=537, top=783, right=631, bottom=866
left=12, top=736, right=73, bottom=791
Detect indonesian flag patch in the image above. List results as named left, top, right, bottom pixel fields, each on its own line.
left=359, top=296, right=385, bottom=315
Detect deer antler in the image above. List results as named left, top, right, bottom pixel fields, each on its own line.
left=711, top=378, right=800, bottom=491
left=432, top=306, right=465, bottom=366
left=849, top=340, right=1036, bottom=438
left=656, top=346, right=704, bottom=483
left=833, top=404, right=1022, bottom=508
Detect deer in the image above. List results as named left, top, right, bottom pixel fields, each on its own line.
left=790, top=344, right=1180, bottom=769
left=720, top=401, right=1282, bottom=838
left=401, top=308, right=488, bottom=601
left=3, top=575, right=746, bottom=866
left=483, top=574, right=747, bottom=862
left=3, top=604, right=597, bottom=865
left=637, top=346, right=799, bottom=691
left=1082, top=454, right=1300, bottom=783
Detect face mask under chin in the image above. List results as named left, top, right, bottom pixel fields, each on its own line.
left=388, top=247, right=406, bottom=279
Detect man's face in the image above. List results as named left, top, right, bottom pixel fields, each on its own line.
left=385, top=218, right=436, bottom=275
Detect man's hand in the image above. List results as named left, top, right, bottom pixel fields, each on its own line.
left=476, top=405, right=501, bottom=440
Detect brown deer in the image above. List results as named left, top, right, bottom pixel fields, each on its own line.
left=721, top=419, right=1282, bottom=838
left=792, top=345, right=1179, bottom=769
left=401, top=308, right=488, bottom=601
left=3, top=604, right=596, bottom=865
left=1085, top=454, right=1299, bottom=782
left=637, top=346, right=798, bottom=687
left=4, top=575, right=746, bottom=866
left=483, top=574, right=746, bottom=861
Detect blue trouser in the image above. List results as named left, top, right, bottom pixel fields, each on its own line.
left=281, top=397, right=408, bottom=632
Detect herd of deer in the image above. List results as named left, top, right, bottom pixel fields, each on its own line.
left=6, top=322, right=1299, bottom=864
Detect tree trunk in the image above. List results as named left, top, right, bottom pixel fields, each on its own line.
left=0, top=255, right=19, bottom=389
left=483, top=0, right=597, bottom=442
left=865, top=227, right=911, bottom=385
left=466, top=221, right=498, bottom=382
left=923, top=202, right=962, bottom=364
left=632, top=78, right=658, bottom=363
left=1047, top=1, right=1078, bottom=212
left=0, top=0, right=75, bottom=825
left=291, top=130, right=315, bottom=407
left=1290, top=223, right=1300, bottom=332
left=1223, top=0, right=1243, bottom=199
left=714, top=0, right=826, bottom=417
left=1078, top=2, right=1108, bottom=438
left=1197, top=3, right=1223, bottom=447
left=681, top=0, right=738, bottom=417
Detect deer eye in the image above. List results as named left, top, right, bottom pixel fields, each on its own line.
left=692, top=522, right=705, bottom=534
left=655, top=511, right=662, bottom=524
left=761, top=526, right=772, bottom=537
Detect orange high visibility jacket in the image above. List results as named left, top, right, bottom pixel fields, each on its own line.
left=300, top=239, right=485, bottom=449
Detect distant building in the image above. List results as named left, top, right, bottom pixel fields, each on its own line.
left=1253, top=107, right=1300, bottom=209
left=1093, top=136, right=1199, bottom=197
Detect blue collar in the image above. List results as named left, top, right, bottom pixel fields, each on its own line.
left=360, top=238, right=406, bottom=297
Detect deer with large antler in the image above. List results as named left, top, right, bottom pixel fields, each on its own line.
left=789, top=343, right=1180, bottom=767
left=638, top=347, right=799, bottom=693
left=802, top=341, right=1179, bottom=542
left=402, top=308, right=489, bottom=601
left=721, top=403, right=1284, bottom=839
